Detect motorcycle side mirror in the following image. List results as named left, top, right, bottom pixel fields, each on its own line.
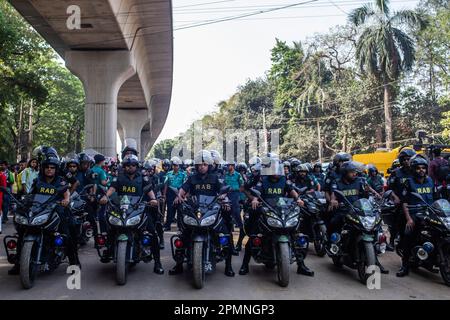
left=220, top=185, right=231, bottom=194
left=143, top=184, right=152, bottom=194
left=83, top=184, right=94, bottom=192
left=295, top=186, right=308, bottom=195
left=250, top=188, right=261, bottom=198
left=58, top=185, right=69, bottom=194
left=383, top=190, right=393, bottom=199
left=333, top=190, right=353, bottom=207
left=411, top=192, right=427, bottom=204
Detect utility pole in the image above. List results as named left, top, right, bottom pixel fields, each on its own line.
left=317, top=119, right=322, bottom=163
left=27, top=99, right=34, bottom=160
left=262, top=107, right=268, bottom=154
left=17, top=100, right=23, bottom=161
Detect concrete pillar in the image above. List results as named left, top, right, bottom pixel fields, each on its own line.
left=118, top=109, right=149, bottom=158
left=65, top=51, right=136, bottom=157
left=141, top=129, right=152, bottom=159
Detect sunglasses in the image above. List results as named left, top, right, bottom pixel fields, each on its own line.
left=124, top=164, right=137, bottom=168
left=416, top=166, right=427, bottom=170
left=44, top=166, right=56, bottom=170
left=68, top=165, right=78, bottom=168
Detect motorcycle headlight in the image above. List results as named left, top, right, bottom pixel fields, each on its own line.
left=286, top=217, right=299, bottom=228
left=126, top=215, right=141, bottom=226
left=439, top=216, right=450, bottom=229
left=31, top=214, right=50, bottom=226
left=183, top=215, right=198, bottom=226
left=108, top=215, right=123, bottom=226
left=267, top=217, right=283, bottom=228
left=200, top=215, right=216, bottom=226
left=359, top=216, right=376, bottom=230
left=15, top=214, right=28, bottom=225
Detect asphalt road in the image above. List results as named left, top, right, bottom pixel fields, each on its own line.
left=0, top=219, right=449, bottom=300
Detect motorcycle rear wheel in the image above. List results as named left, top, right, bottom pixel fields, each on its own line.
left=439, top=246, right=450, bottom=286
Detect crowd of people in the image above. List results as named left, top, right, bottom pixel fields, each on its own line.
left=1, top=144, right=450, bottom=280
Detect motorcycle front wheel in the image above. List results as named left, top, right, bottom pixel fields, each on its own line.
left=357, top=242, right=376, bottom=285
left=116, top=241, right=129, bottom=285
left=192, top=241, right=205, bottom=289
left=20, top=241, right=38, bottom=289
left=276, top=242, right=290, bottom=287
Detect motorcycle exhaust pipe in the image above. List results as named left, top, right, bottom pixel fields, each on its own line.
left=417, top=247, right=428, bottom=261
left=330, top=244, right=339, bottom=255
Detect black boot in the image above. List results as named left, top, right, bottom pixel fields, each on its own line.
left=225, top=260, right=235, bottom=277
left=154, top=260, right=164, bottom=274
left=376, top=260, right=389, bottom=274
left=239, top=264, right=249, bottom=275
left=236, top=229, right=245, bottom=252
left=169, top=263, right=183, bottom=275
left=8, top=264, right=20, bottom=275
left=297, top=261, right=314, bottom=277
left=159, top=237, right=165, bottom=250
left=396, top=260, right=409, bottom=277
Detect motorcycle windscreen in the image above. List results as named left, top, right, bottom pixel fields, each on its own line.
left=352, top=198, right=376, bottom=217
left=432, top=199, right=450, bottom=217
left=265, top=197, right=294, bottom=214
left=30, top=194, right=53, bottom=211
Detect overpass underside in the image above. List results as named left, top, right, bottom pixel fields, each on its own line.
left=10, top=0, right=173, bottom=158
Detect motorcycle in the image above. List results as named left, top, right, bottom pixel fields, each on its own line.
left=1, top=185, right=71, bottom=289
left=69, top=184, right=95, bottom=245
left=327, top=190, right=387, bottom=284
left=246, top=188, right=308, bottom=287
left=294, top=186, right=328, bottom=257
left=397, top=193, right=450, bottom=286
left=96, top=185, right=155, bottom=285
left=170, top=185, right=232, bottom=289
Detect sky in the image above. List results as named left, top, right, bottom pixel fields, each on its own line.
left=152, top=0, right=421, bottom=146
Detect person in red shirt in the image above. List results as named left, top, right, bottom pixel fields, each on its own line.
left=429, top=148, right=449, bottom=186
left=0, top=170, right=6, bottom=233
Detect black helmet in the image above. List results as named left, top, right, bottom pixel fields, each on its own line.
left=398, top=148, right=416, bottom=162
left=122, top=154, right=140, bottom=166
left=237, top=162, right=248, bottom=172
left=333, top=152, right=352, bottom=165
left=290, top=159, right=302, bottom=172
left=340, top=161, right=358, bottom=176
left=42, top=156, right=60, bottom=167
left=33, top=146, right=59, bottom=163
left=313, top=162, right=322, bottom=172
left=367, top=164, right=378, bottom=174
left=121, top=146, right=138, bottom=160
left=78, top=153, right=93, bottom=165
left=409, top=155, right=428, bottom=170
left=143, top=160, right=157, bottom=170
left=162, top=159, right=171, bottom=168
left=67, top=158, right=80, bottom=167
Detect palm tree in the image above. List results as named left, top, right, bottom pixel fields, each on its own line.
left=349, top=0, right=426, bottom=149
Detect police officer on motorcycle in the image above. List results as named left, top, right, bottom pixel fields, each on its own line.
left=9, top=153, right=79, bottom=274
left=396, top=155, right=436, bottom=277
left=329, top=161, right=388, bottom=273
left=99, top=154, right=164, bottom=274
left=169, top=150, right=235, bottom=277
left=239, top=155, right=314, bottom=277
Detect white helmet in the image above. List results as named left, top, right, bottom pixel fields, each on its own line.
left=210, top=150, right=223, bottom=165
left=194, top=150, right=214, bottom=165
left=170, top=156, right=182, bottom=166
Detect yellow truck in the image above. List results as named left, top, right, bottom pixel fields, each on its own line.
left=352, top=145, right=450, bottom=177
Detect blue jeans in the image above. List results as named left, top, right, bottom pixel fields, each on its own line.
left=164, top=188, right=178, bottom=229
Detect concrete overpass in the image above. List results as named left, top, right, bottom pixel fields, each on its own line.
left=10, top=0, right=173, bottom=158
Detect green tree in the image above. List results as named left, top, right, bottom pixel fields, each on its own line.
left=349, top=0, right=427, bottom=149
